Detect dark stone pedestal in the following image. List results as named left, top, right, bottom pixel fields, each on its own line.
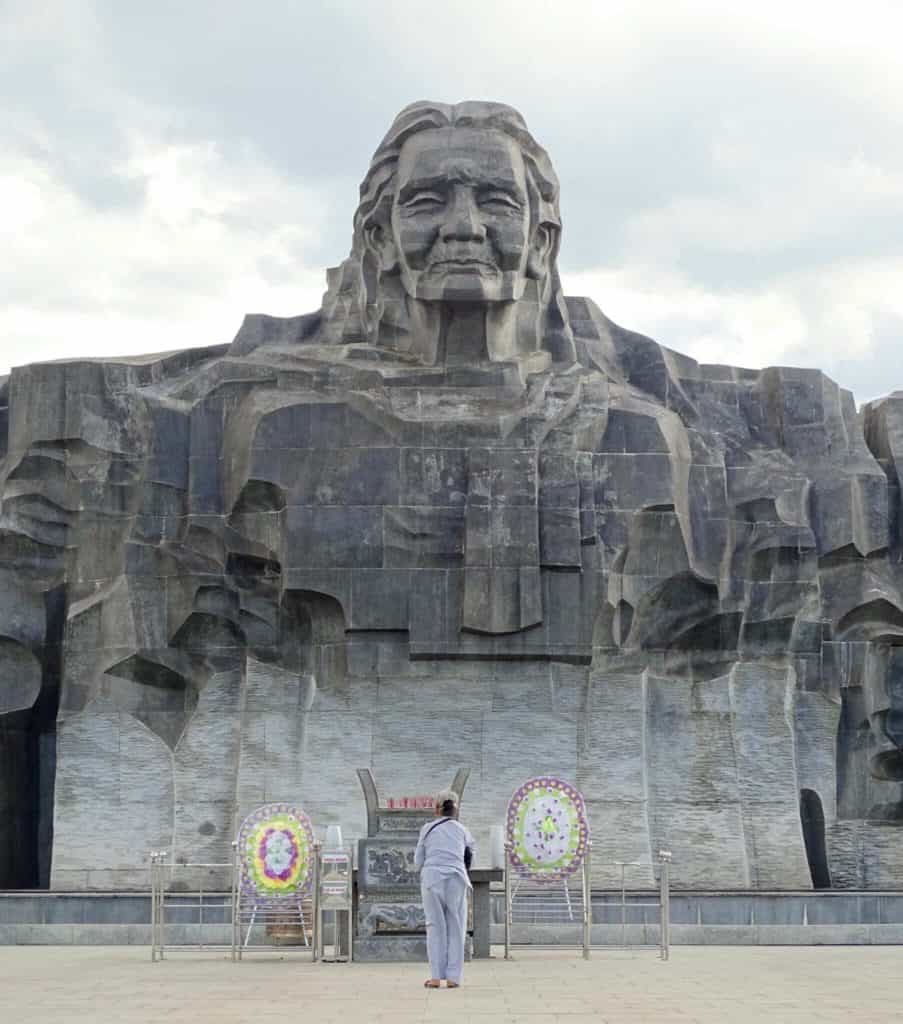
left=354, top=935, right=474, bottom=963
left=354, top=936, right=428, bottom=962
left=354, top=768, right=475, bottom=962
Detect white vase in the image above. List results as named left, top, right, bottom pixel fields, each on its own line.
left=490, top=824, right=505, bottom=869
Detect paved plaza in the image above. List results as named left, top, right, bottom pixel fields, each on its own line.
left=0, top=945, right=895, bottom=1023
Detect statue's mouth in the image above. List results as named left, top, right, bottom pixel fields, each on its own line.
left=428, top=259, right=498, bottom=273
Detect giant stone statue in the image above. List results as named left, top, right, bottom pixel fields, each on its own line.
left=3, top=100, right=903, bottom=890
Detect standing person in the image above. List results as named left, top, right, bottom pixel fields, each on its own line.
left=414, top=789, right=475, bottom=989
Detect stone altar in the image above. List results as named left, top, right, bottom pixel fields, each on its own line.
left=2, top=100, right=903, bottom=891
left=354, top=767, right=469, bottom=961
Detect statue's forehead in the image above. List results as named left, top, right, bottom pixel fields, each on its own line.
left=396, top=127, right=525, bottom=188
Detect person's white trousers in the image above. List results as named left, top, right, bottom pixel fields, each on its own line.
left=421, top=873, right=468, bottom=984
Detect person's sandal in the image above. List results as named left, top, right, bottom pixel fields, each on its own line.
left=446, top=981, right=459, bottom=989
left=424, top=980, right=440, bottom=989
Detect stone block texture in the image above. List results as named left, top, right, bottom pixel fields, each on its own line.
left=2, top=100, right=903, bottom=890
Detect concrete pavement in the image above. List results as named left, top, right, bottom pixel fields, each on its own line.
left=0, top=945, right=893, bottom=1022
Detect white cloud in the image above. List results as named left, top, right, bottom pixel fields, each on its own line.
left=563, top=258, right=903, bottom=399
left=564, top=265, right=808, bottom=368
left=1, top=136, right=330, bottom=373
left=3, top=0, right=903, bottom=402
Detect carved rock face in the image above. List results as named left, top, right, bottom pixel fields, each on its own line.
left=389, top=127, right=532, bottom=304
left=4, top=100, right=903, bottom=893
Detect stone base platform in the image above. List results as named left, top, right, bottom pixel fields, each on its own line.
left=4, top=890, right=903, bottom=945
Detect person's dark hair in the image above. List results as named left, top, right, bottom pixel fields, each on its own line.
left=435, top=788, right=460, bottom=818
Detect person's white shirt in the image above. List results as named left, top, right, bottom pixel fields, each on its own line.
left=414, top=817, right=475, bottom=889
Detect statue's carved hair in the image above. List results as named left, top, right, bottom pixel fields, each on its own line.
left=320, top=100, right=575, bottom=362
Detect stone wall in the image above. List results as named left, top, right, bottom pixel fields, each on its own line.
left=49, top=646, right=842, bottom=890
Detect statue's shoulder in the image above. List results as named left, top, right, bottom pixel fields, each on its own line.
left=7, top=344, right=231, bottom=397
left=1, top=344, right=239, bottom=461
left=564, top=292, right=876, bottom=455
left=228, top=311, right=322, bottom=357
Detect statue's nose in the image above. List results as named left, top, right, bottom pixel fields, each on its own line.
left=440, top=188, right=486, bottom=244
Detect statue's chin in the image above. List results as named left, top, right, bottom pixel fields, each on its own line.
left=405, top=270, right=524, bottom=304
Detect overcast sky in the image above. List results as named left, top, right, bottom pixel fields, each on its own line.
left=3, top=0, right=902, bottom=402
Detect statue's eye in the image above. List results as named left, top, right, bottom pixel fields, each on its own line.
left=479, top=191, right=522, bottom=211
left=403, top=192, right=444, bottom=210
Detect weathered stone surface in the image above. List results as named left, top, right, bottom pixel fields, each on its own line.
left=3, top=99, right=903, bottom=891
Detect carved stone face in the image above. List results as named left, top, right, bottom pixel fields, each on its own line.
left=387, top=127, right=536, bottom=303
